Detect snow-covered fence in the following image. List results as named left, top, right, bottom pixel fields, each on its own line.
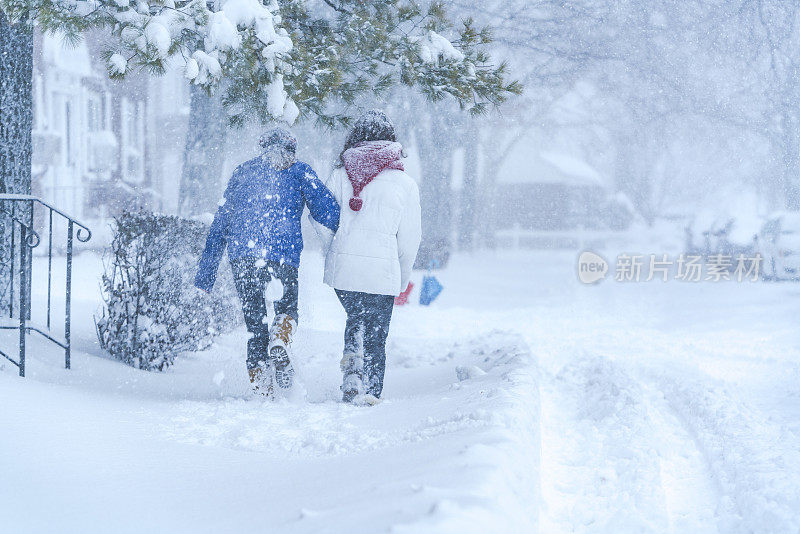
left=494, top=225, right=623, bottom=250
left=96, top=212, right=240, bottom=371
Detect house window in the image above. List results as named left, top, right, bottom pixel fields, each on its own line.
left=51, top=94, right=62, bottom=134
left=128, top=101, right=140, bottom=147
left=34, top=76, right=46, bottom=131
left=103, top=92, right=111, bottom=130
left=64, top=101, right=72, bottom=166
left=127, top=154, right=141, bottom=177
left=120, top=97, right=145, bottom=183
left=120, top=96, right=129, bottom=149
left=86, top=93, right=102, bottom=132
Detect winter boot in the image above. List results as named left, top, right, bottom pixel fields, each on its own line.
left=248, top=362, right=274, bottom=398
left=340, top=353, right=365, bottom=403
left=269, top=314, right=297, bottom=389
left=352, top=394, right=382, bottom=406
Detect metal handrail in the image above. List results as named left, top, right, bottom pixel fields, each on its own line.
left=0, top=194, right=92, bottom=242
left=0, top=207, right=40, bottom=247
left=0, top=195, right=92, bottom=377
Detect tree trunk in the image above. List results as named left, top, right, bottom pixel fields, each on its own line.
left=178, top=85, right=228, bottom=217
left=779, top=116, right=800, bottom=210
left=613, top=126, right=658, bottom=226
left=478, top=159, right=501, bottom=249
left=474, top=126, right=530, bottom=250
left=457, top=121, right=479, bottom=251
left=0, top=13, right=33, bottom=195
left=0, top=12, right=33, bottom=311
left=414, top=110, right=454, bottom=269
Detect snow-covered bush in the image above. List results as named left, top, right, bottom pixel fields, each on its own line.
left=96, top=211, right=240, bottom=371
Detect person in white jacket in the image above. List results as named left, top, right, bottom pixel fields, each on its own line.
left=313, top=110, right=422, bottom=404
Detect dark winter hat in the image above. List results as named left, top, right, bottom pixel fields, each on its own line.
left=259, top=127, right=297, bottom=154
left=342, top=110, right=397, bottom=154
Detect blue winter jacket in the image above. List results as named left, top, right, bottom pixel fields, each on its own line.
left=194, top=157, right=340, bottom=292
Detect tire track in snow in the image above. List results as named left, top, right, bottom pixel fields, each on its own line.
left=539, top=355, right=721, bottom=532
left=639, top=366, right=800, bottom=533
left=539, top=355, right=668, bottom=532
left=638, top=382, right=719, bottom=533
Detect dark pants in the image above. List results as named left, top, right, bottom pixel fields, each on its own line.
left=231, top=258, right=298, bottom=370
left=335, top=289, right=394, bottom=397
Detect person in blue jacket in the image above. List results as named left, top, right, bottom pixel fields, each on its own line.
left=195, top=127, right=340, bottom=396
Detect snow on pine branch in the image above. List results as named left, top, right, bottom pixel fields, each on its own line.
left=2, top=0, right=521, bottom=125
left=418, top=30, right=465, bottom=64
left=3, top=0, right=298, bottom=122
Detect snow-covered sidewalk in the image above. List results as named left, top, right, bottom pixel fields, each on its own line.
left=2, top=249, right=800, bottom=533
left=0, top=252, right=539, bottom=533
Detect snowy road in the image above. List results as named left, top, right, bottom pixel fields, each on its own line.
left=526, top=254, right=800, bottom=533
left=2, top=249, right=799, bottom=532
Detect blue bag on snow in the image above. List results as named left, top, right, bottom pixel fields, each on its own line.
left=419, top=261, right=443, bottom=306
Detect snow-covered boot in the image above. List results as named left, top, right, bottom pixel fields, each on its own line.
left=340, top=353, right=365, bottom=403
left=352, top=394, right=382, bottom=406
left=248, top=362, right=274, bottom=398
left=269, top=314, right=297, bottom=389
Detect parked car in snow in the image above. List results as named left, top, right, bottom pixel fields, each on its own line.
left=758, top=212, right=800, bottom=281
left=684, top=216, right=759, bottom=265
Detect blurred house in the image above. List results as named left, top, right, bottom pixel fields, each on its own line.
left=146, top=67, right=191, bottom=214
left=492, top=151, right=630, bottom=248
left=32, top=31, right=154, bottom=223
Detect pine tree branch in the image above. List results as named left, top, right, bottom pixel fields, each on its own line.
left=321, top=0, right=351, bottom=15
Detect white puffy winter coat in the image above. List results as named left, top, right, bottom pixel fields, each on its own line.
left=312, top=167, right=422, bottom=296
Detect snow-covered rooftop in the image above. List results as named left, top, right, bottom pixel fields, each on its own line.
left=539, top=151, right=603, bottom=185
left=498, top=147, right=604, bottom=187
